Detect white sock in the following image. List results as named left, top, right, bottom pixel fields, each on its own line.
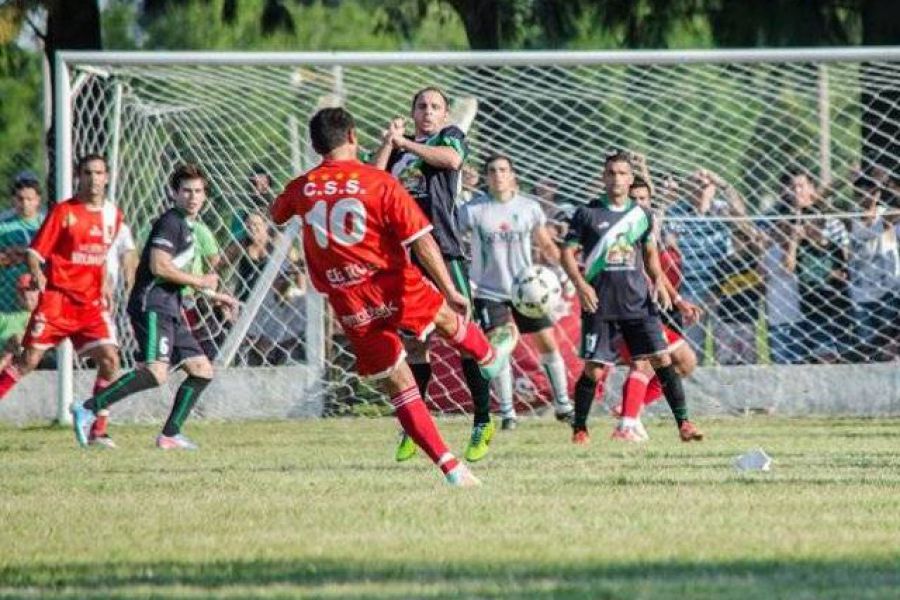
left=493, top=361, right=515, bottom=417
left=540, top=351, right=570, bottom=407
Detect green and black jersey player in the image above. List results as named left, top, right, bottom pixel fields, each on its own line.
left=373, top=86, right=506, bottom=463
left=71, top=164, right=239, bottom=450
left=560, top=151, right=704, bottom=444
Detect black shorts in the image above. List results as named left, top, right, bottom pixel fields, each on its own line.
left=473, top=298, right=552, bottom=335
left=129, top=309, right=204, bottom=365
left=579, top=312, right=667, bottom=365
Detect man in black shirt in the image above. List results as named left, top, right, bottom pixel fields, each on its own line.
left=373, top=87, right=505, bottom=463
left=72, top=164, right=238, bottom=449
left=561, top=152, right=703, bottom=444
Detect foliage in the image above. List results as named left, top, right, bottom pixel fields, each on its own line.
left=0, top=43, right=43, bottom=190
left=1, top=417, right=899, bottom=598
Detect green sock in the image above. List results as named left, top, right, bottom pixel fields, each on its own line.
left=85, top=368, right=158, bottom=412
left=162, top=376, right=211, bottom=436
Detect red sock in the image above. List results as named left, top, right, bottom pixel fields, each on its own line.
left=90, top=378, right=111, bottom=438
left=0, top=364, right=22, bottom=400
left=392, top=386, right=459, bottom=475
left=643, top=375, right=663, bottom=407
left=443, top=314, right=492, bottom=365
left=622, top=370, right=650, bottom=418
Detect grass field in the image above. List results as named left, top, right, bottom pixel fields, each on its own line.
left=1, top=415, right=899, bottom=599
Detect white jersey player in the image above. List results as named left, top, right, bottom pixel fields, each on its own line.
left=458, top=153, right=574, bottom=429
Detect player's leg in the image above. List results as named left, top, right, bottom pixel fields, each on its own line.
left=0, top=292, right=68, bottom=399
left=473, top=298, right=517, bottom=429
left=612, top=358, right=652, bottom=442
left=157, top=320, right=212, bottom=450
left=70, top=310, right=169, bottom=447
left=626, top=318, right=704, bottom=442
left=571, top=312, right=614, bottom=444
left=80, top=343, right=120, bottom=448
left=526, top=322, right=574, bottom=422
left=643, top=326, right=695, bottom=408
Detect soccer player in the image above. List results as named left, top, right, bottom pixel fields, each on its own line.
left=71, top=163, right=239, bottom=450
left=372, top=87, right=508, bottom=462
left=458, top=153, right=574, bottom=430
left=273, top=107, right=514, bottom=486
left=560, top=151, right=703, bottom=444
left=0, top=155, right=124, bottom=443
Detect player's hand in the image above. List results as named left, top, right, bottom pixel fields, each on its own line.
left=198, top=273, right=219, bottom=292
left=383, top=117, right=406, bottom=147
left=675, top=296, right=702, bottom=325
left=445, top=289, right=470, bottom=317
left=576, top=281, right=599, bottom=313
left=653, top=278, right=673, bottom=312
left=33, top=271, right=46, bottom=292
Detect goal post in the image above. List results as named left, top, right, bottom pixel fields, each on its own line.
left=53, top=48, right=900, bottom=420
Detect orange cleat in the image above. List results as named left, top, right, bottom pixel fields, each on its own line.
left=679, top=421, right=704, bottom=442
left=572, top=429, right=591, bottom=446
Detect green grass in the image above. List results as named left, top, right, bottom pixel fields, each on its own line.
left=1, top=416, right=899, bottom=599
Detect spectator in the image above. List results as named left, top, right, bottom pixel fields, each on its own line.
left=760, top=219, right=804, bottom=364
left=225, top=211, right=274, bottom=302
left=457, top=163, right=480, bottom=205
left=711, top=227, right=764, bottom=365
left=243, top=265, right=307, bottom=366
left=847, top=176, right=900, bottom=362
left=229, top=164, right=274, bottom=242
left=664, top=169, right=747, bottom=362
left=0, top=273, right=39, bottom=362
left=0, top=172, right=44, bottom=314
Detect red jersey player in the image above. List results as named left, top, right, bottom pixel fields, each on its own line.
left=271, top=108, right=514, bottom=487
left=0, top=154, right=125, bottom=445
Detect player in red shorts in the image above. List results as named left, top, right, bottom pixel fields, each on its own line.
left=0, top=154, right=125, bottom=445
left=270, top=107, right=515, bottom=487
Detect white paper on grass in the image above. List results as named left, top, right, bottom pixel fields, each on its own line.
left=734, top=448, right=773, bottom=472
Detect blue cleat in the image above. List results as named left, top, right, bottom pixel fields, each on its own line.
left=70, top=402, right=95, bottom=448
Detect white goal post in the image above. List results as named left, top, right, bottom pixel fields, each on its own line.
left=53, top=48, right=900, bottom=421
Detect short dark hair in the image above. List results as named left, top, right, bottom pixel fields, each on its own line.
left=604, top=150, right=632, bottom=169
left=779, top=166, right=814, bottom=189
left=169, top=163, right=208, bottom=192
left=483, top=153, right=515, bottom=174
left=309, top=107, right=355, bottom=156
left=411, top=87, right=450, bottom=112
left=630, top=176, right=650, bottom=192
left=249, top=163, right=271, bottom=184
left=12, top=171, right=40, bottom=195
left=76, top=153, right=107, bottom=173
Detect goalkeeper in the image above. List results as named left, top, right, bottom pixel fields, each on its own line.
left=457, top=153, right=574, bottom=430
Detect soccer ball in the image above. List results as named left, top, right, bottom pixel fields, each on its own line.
left=511, top=265, right=562, bottom=319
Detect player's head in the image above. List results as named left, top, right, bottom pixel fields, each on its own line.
left=780, top=167, right=816, bottom=211
left=484, top=153, right=517, bottom=198
left=630, top=176, right=652, bottom=208
left=169, top=163, right=208, bottom=218
left=75, top=154, right=108, bottom=201
left=602, top=151, right=634, bottom=200
left=411, top=87, right=449, bottom=137
left=11, top=171, right=41, bottom=219
left=309, top=107, right=357, bottom=157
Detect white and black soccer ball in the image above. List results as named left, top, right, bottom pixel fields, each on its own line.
left=511, top=265, right=562, bottom=319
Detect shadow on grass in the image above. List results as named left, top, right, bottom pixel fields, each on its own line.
left=1, top=557, right=899, bottom=599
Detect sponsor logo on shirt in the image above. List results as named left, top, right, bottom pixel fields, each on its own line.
left=89, top=225, right=102, bottom=237
left=326, top=262, right=377, bottom=288
left=340, top=301, right=398, bottom=329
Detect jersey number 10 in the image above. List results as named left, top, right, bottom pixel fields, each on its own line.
left=305, top=198, right=367, bottom=248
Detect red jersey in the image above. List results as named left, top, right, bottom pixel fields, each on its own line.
left=272, top=158, right=433, bottom=295
left=660, top=245, right=683, bottom=291
left=29, top=198, right=124, bottom=304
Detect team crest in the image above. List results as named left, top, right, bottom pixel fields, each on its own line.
left=64, top=213, right=77, bottom=228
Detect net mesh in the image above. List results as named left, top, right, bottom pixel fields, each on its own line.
left=57, top=54, right=900, bottom=415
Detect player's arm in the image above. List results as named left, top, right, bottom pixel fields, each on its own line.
left=25, top=205, right=64, bottom=291
left=560, top=244, right=598, bottom=314
left=409, top=233, right=468, bottom=315
left=372, top=118, right=405, bottom=170
left=660, top=271, right=701, bottom=325
left=394, top=138, right=463, bottom=170
left=642, top=240, right=672, bottom=312
left=533, top=224, right=560, bottom=265
left=26, top=250, right=45, bottom=292
left=271, top=180, right=300, bottom=225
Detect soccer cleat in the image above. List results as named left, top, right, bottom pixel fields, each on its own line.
left=679, top=421, right=704, bottom=442
left=464, top=420, right=495, bottom=462
left=445, top=463, right=481, bottom=487
left=633, top=419, right=650, bottom=441
left=479, top=326, right=518, bottom=380
left=611, top=424, right=646, bottom=443
left=394, top=432, right=418, bottom=462
left=156, top=433, right=199, bottom=450
left=501, top=416, right=518, bottom=431
left=88, top=434, right=117, bottom=449
left=554, top=403, right=575, bottom=424
left=572, top=428, right=591, bottom=445
left=70, top=402, right=96, bottom=448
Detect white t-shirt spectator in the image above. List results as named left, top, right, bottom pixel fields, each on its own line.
left=105, top=222, right=136, bottom=291
left=760, top=243, right=801, bottom=327
left=848, top=216, right=899, bottom=305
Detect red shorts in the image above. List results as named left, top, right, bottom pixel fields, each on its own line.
left=22, top=290, right=118, bottom=354
left=330, top=268, right=444, bottom=379
left=616, top=323, right=684, bottom=364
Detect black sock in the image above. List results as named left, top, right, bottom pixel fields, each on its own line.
left=462, top=358, right=491, bottom=426
left=655, top=364, right=689, bottom=427
left=162, top=376, right=212, bottom=436
left=85, top=368, right=159, bottom=412
left=572, top=373, right=597, bottom=431
left=410, top=362, right=432, bottom=399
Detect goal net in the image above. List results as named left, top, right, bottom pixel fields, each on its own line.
left=57, top=50, right=900, bottom=417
